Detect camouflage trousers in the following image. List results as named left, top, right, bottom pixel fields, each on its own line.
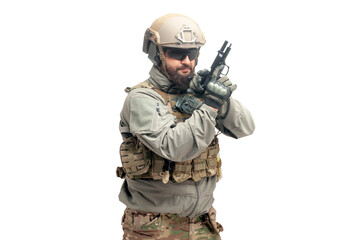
left=122, top=207, right=223, bottom=240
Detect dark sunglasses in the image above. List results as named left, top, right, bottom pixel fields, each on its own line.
left=164, top=48, right=199, bottom=61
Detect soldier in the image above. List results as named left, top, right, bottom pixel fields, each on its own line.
left=117, top=13, right=255, bottom=240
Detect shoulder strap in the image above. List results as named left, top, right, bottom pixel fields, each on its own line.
left=125, top=81, right=155, bottom=93
left=125, top=81, right=169, bottom=104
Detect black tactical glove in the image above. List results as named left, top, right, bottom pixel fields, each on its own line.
left=204, top=65, right=237, bottom=109
left=188, top=69, right=210, bottom=96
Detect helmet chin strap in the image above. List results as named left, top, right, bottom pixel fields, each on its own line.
left=157, top=46, right=172, bottom=80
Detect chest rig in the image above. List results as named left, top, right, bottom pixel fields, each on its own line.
left=116, top=81, right=222, bottom=184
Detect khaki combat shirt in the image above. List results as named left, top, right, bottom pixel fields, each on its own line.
left=118, top=66, right=255, bottom=217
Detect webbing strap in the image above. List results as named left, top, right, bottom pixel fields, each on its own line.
left=174, top=164, right=192, bottom=172
left=193, top=163, right=206, bottom=171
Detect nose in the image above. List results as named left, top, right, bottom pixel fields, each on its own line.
left=181, top=55, right=191, bottom=64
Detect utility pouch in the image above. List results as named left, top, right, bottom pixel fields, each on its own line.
left=192, top=152, right=208, bottom=181
left=119, top=137, right=151, bottom=178
left=206, top=144, right=219, bottom=177
left=207, top=206, right=224, bottom=233
left=172, top=160, right=192, bottom=183
left=150, top=153, right=166, bottom=181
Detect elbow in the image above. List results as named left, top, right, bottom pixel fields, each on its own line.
left=241, top=112, right=256, bottom=137
left=247, top=122, right=256, bottom=136
left=232, top=120, right=255, bottom=139
left=243, top=119, right=256, bottom=137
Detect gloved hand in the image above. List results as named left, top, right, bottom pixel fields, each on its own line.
left=204, top=65, right=237, bottom=109
left=188, top=69, right=209, bottom=96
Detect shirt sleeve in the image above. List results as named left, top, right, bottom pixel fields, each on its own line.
left=120, top=88, right=218, bottom=162
left=215, top=97, right=255, bottom=138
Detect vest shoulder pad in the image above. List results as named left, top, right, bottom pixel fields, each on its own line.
left=124, top=81, right=155, bottom=93
left=125, top=81, right=169, bottom=104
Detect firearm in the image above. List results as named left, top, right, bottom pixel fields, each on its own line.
left=201, top=40, right=232, bottom=88
left=175, top=41, right=232, bottom=115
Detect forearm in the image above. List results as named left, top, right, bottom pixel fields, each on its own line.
left=137, top=104, right=217, bottom=161
left=121, top=90, right=218, bottom=161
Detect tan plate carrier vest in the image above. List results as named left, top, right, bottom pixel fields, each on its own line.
left=116, top=81, right=222, bottom=184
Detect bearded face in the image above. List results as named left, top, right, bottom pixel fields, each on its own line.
left=163, top=48, right=197, bottom=90
left=165, top=62, right=195, bottom=90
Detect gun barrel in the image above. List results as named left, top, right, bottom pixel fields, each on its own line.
left=201, top=40, right=232, bottom=88
left=223, top=44, right=232, bottom=60
left=220, top=40, right=228, bottom=52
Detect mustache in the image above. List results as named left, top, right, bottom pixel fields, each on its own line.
left=177, top=64, right=192, bottom=70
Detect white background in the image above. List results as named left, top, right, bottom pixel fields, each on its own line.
left=1, top=0, right=359, bottom=239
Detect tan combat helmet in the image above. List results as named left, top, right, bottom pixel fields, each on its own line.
left=143, top=14, right=206, bottom=75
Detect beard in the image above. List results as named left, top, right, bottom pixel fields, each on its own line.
left=165, top=63, right=195, bottom=90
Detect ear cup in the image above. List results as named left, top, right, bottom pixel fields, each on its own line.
left=142, top=29, right=152, bottom=54
left=148, top=42, right=161, bottom=66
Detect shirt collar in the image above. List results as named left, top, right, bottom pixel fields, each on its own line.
left=147, top=66, right=187, bottom=94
